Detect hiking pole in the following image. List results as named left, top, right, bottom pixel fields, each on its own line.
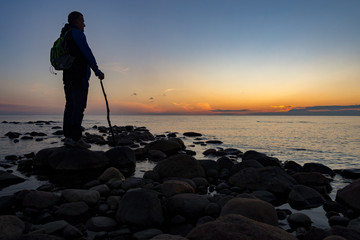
left=100, top=79, right=116, bottom=145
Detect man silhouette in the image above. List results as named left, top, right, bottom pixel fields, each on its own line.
left=60, top=11, right=104, bottom=148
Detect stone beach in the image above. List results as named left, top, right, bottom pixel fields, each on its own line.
left=1, top=120, right=360, bottom=240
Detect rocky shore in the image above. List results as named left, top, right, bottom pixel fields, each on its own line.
left=1, top=121, right=360, bottom=240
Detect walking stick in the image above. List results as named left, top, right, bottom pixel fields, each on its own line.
left=100, top=79, right=116, bottom=145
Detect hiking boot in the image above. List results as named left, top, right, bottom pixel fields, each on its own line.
left=64, top=137, right=91, bottom=149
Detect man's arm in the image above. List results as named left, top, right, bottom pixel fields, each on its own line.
left=72, top=29, right=104, bottom=79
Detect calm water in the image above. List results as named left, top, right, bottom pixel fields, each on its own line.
left=0, top=115, right=359, bottom=195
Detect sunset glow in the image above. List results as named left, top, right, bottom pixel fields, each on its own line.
left=1, top=0, right=359, bottom=115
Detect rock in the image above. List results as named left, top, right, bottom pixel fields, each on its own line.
left=5, top=132, right=21, bottom=139
left=220, top=197, right=278, bottom=226
left=116, top=189, right=164, bottom=227
left=90, top=184, right=110, bottom=196
left=98, top=167, right=125, bottom=183
left=55, top=201, right=89, bottom=218
left=150, top=234, right=188, bottom=240
left=0, top=215, right=25, bottom=237
left=288, top=185, right=326, bottom=210
left=153, top=154, right=205, bottom=179
left=325, top=225, right=360, bottom=240
left=203, top=149, right=216, bottom=156
left=0, top=195, right=15, bottom=214
left=121, top=177, right=146, bottom=190
left=323, top=236, right=347, bottom=240
left=63, top=224, right=83, bottom=238
left=61, top=189, right=100, bottom=205
left=34, top=147, right=109, bottom=171
left=206, top=140, right=223, bottom=144
left=252, top=190, right=276, bottom=203
left=22, top=191, right=60, bottom=209
left=292, top=172, right=332, bottom=193
left=348, top=217, right=360, bottom=230
left=0, top=170, right=25, bottom=188
left=187, top=214, right=296, bottom=240
left=145, top=139, right=183, bottom=156
left=183, top=132, right=202, bottom=137
left=287, top=213, right=312, bottom=230
left=43, top=220, right=68, bottom=234
left=242, top=150, right=281, bottom=167
left=328, top=216, right=350, bottom=227
left=166, top=193, right=210, bottom=220
left=303, top=162, right=335, bottom=177
left=223, top=148, right=243, bottom=156
left=159, top=180, right=195, bottom=197
left=104, top=147, right=136, bottom=177
left=229, top=167, right=297, bottom=196
left=338, top=169, right=360, bottom=179
left=86, top=216, right=117, bottom=232
left=336, top=178, right=360, bottom=212
left=132, top=228, right=163, bottom=240
left=217, top=156, right=234, bottom=169
left=149, top=149, right=167, bottom=161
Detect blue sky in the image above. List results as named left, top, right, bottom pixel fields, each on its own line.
left=0, top=0, right=360, bottom=115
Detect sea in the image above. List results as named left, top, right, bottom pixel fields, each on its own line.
left=1, top=114, right=359, bottom=228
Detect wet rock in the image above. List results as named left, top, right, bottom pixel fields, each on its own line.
left=206, top=140, right=223, bottom=144
left=149, top=149, right=167, bottom=161
left=34, top=147, right=109, bottom=171
left=5, top=155, right=18, bottom=161
left=55, top=201, right=89, bottom=218
left=153, top=154, right=205, bottom=180
left=328, top=216, right=350, bottom=227
left=98, top=167, right=125, bottom=183
left=0, top=195, right=15, bottom=214
left=90, top=184, right=110, bottom=196
left=132, top=228, right=163, bottom=240
left=52, top=130, right=63, bottom=135
left=220, top=197, right=278, bottom=226
left=287, top=213, right=312, bottom=230
left=116, top=189, right=164, bottom=227
left=217, top=156, right=235, bottom=169
left=252, top=190, right=276, bottom=203
left=158, top=180, right=195, bottom=197
left=338, top=169, right=360, bottom=180
left=325, top=225, right=360, bottom=240
left=150, top=233, right=188, bottom=240
left=348, top=217, right=360, bottom=230
left=0, top=215, right=25, bottom=237
left=5, top=132, right=21, bottom=139
left=86, top=216, right=117, bottom=232
left=187, top=214, right=296, bottom=240
left=145, top=139, right=184, bottom=156
left=242, top=150, right=281, bottom=167
left=303, top=162, right=335, bottom=177
left=166, top=193, right=210, bottom=220
left=229, top=166, right=297, bottom=196
left=336, top=178, right=360, bottom=212
left=183, top=132, right=202, bottom=137
left=288, top=185, right=326, bottom=210
left=203, top=149, right=216, bottom=156
left=43, top=220, right=68, bottom=234
left=104, top=147, right=136, bottom=177
left=292, top=172, right=332, bottom=193
left=0, top=170, right=25, bottom=188
left=121, top=177, right=146, bottom=190
left=22, top=191, right=60, bottom=209
left=61, top=189, right=100, bottom=205
left=323, top=200, right=341, bottom=212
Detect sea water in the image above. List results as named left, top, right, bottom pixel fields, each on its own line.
left=0, top=115, right=359, bottom=195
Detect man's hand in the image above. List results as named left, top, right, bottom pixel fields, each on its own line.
left=98, top=72, right=105, bottom=80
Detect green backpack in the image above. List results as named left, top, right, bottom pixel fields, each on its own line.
left=50, top=30, right=74, bottom=71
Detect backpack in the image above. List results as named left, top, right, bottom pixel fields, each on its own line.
left=50, top=30, right=74, bottom=71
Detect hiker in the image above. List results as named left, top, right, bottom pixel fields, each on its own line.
left=61, top=11, right=105, bottom=148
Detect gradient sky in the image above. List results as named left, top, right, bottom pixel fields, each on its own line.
left=1, top=0, right=360, bottom=115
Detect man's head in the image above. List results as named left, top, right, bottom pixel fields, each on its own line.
left=68, top=11, right=85, bottom=31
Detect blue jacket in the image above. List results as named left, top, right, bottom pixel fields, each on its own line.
left=62, top=24, right=102, bottom=81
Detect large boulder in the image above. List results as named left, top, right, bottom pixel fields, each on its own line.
left=220, top=198, right=278, bottom=226
left=292, top=172, right=332, bottom=193
left=0, top=170, right=25, bottom=189
left=288, top=185, right=326, bottom=210
left=166, top=193, right=210, bottom=220
left=303, top=162, right=335, bottom=177
left=104, top=147, right=136, bottom=177
left=242, top=150, right=281, bottom=167
left=0, top=215, right=25, bottom=237
left=229, top=167, right=297, bottom=196
left=61, top=189, right=100, bottom=205
left=116, top=189, right=164, bottom=227
left=22, top=191, right=60, bottom=209
left=153, top=154, right=205, bottom=179
left=34, top=147, right=109, bottom=171
left=158, top=180, right=195, bottom=197
left=187, top=214, right=296, bottom=240
left=336, top=178, right=360, bottom=212
left=145, top=139, right=184, bottom=156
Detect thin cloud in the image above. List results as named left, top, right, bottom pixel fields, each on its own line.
left=271, top=105, right=294, bottom=112
left=211, top=109, right=249, bottom=113
left=102, top=62, right=129, bottom=73
left=163, top=88, right=176, bottom=96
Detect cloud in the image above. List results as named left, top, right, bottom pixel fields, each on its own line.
left=303, top=105, right=360, bottom=111
left=172, top=102, right=212, bottom=112
left=162, top=88, right=176, bottom=96
left=102, top=62, right=129, bottom=73
left=211, top=109, right=249, bottom=113
left=270, top=105, right=294, bottom=112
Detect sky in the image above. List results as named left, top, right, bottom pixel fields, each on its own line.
left=0, top=0, right=360, bottom=115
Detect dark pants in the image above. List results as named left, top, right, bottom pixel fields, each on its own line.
left=63, top=78, right=89, bottom=141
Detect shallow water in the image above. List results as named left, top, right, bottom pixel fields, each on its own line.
left=1, top=114, right=359, bottom=197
